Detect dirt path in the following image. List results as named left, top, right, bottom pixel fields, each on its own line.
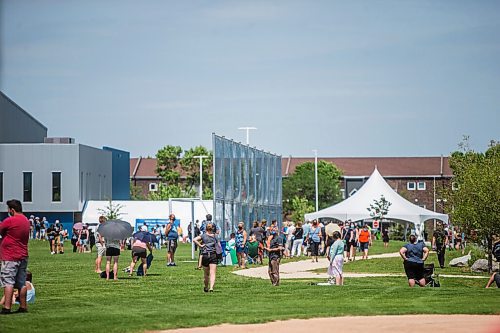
left=152, top=315, right=500, bottom=333
left=233, top=253, right=489, bottom=280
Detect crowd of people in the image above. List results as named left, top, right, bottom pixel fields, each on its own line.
left=1, top=198, right=499, bottom=315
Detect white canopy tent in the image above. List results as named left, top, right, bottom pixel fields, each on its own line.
left=304, top=168, right=448, bottom=238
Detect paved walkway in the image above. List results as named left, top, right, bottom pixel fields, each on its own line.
left=153, top=315, right=500, bottom=333
left=233, top=253, right=489, bottom=280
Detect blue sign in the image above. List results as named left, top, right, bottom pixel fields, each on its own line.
left=135, top=219, right=179, bottom=232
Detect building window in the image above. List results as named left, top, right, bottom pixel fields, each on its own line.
left=452, top=182, right=459, bottom=191
left=0, top=172, right=3, bottom=202
left=407, top=182, right=416, bottom=190
left=348, top=188, right=358, bottom=197
left=23, top=172, right=32, bottom=202
left=52, top=172, right=61, bottom=202
left=417, top=181, right=426, bottom=190
left=149, top=183, right=158, bottom=192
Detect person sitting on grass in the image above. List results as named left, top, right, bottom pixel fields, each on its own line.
left=485, top=272, right=500, bottom=288
left=0, top=271, right=35, bottom=307
left=399, top=234, right=429, bottom=287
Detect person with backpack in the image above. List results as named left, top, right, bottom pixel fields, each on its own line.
left=165, top=214, right=179, bottom=267
left=193, top=223, right=220, bottom=292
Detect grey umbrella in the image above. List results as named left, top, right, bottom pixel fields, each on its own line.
left=97, top=220, right=133, bottom=241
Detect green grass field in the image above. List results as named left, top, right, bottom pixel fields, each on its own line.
left=0, top=240, right=498, bottom=333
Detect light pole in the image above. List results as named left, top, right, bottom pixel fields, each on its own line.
left=238, top=127, right=257, bottom=145
left=193, top=155, right=208, bottom=199
left=313, top=149, right=319, bottom=212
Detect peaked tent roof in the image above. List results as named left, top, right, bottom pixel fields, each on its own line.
left=304, top=168, right=449, bottom=230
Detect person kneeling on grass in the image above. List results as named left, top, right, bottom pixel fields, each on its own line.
left=0, top=271, right=35, bottom=307
left=399, top=234, right=429, bottom=287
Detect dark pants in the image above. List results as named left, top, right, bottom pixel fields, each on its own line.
left=268, top=258, right=280, bottom=286
left=436, top=245, right=446, bottom=268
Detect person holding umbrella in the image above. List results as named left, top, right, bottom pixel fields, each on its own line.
left=128, top=231, right=154, bottom=276
left=97, top=219, right=133, bottom=280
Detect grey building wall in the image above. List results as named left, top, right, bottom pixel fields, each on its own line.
left=0, top=144, right=112, bottom=213
left=0, top=92, right=47, bottom=143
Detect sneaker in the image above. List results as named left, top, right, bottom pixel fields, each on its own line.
left=204, top=287, right=209, bottom=293
left=171, top=263, right=176, bottom=266
left=50, top=251, right=55, bottom=255
left=15, top=307, right=28, bottom=313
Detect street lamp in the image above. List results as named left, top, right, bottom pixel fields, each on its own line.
left=313, top=149, right=319, bottom=212
left=193, top=155, right=208, bottom=199
left=238, top=127, right=257, bottom=145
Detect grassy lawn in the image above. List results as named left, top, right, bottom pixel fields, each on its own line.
left=0, top=241, right=498, bottom=333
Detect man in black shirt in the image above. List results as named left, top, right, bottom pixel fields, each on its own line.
left=266, top=231, right=284, bottom=286
left=432, top=223, right=448, bottom=268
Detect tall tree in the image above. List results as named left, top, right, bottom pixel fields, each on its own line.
left=283, top=161, right=343, bottom=216
left=180, top=146, right=213, bottom=198
left=155, top=145, right=182, bottom=185
left=447, top=138, right=500, bottom=272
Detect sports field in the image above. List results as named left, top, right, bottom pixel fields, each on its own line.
left=0, top=241, right=498, bottom=333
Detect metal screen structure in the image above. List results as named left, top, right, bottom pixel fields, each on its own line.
left=213, top=134, right=282, bottom=240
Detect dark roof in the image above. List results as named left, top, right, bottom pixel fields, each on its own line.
left=131, top=156, right=453, bottom=179
left=282, top=157, right=453, bottom=178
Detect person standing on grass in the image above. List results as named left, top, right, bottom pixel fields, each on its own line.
left=78, top=224, right=89, bottom=253
left=327, top=231, right=344, bottom=285
left=291, top=222, right=304, bottom=257
left=0, top=199, right=30, bottom=314
left=105, top=239, right=121, bottom=280
left=432, top=223, right=448, bottom=268
left=193, top=223, right=219, bottom=292
left=400, top=234, right=429, bottom=287
left=382, top=227, right=390, bottom=248
left=94, top=216, right=106, bottom=273
left=235, top=222, right=248, bottom=269
left=306, top=220, right=322, bottom=263
left=266, top=228, right=284, bottom=286
left=165, top=214, right=178, bottom=267
left=40, top=217, right=47, bottom=240
left=358, top=224, right=372, bottom=260
left=250, top=221, right=264, bottom=264
left=347, top=221, right=358, bottom=261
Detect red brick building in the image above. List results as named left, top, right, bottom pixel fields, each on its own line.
left=131, top=156, right=454, bottom=214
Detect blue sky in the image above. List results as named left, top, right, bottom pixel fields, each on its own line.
left=1, top=0, right=499, bottom=157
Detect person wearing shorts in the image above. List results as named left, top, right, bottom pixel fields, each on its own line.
left=165, top=214, right=179, bottom=267
left=235, top=222, right=248, bottom=269
left=400, top=234, right=429, bottom=287
left=358, top=225, right=371, bottom=260
left=193, top=223, right=219, bottom=292
left=0, top=199, right=31, bottom=314
left=105, top=240, right=121, bottom=280
left=128, top=238, right=152, bottom=276
left=94, top=216, right=106, bottom=273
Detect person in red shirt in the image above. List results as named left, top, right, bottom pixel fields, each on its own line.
left=0, top=199, right=30, bottom=314
left=358, top=224, right=372, bottom=260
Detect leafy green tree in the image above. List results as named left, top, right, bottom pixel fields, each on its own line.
left=156, top=145, right=182, bottom=185
left=283, top=160, right=343, bottom=215
left=149, top=183, right=196, bottom=200
left=130, top=182, right=146, bottom=200
left=447, top=138, right=500, bottom=272
left=290, top=196, right=315, bottom=222
left=367, top=195, right=392, bottom=221
left=97, top=199, right=124, bottom=220
left=180, top=146, right=213, bottom=198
